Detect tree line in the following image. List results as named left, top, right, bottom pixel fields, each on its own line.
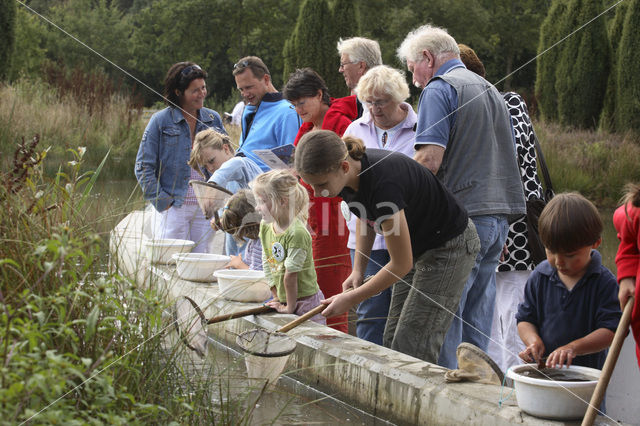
left=2, top=0, right=638, bottom=133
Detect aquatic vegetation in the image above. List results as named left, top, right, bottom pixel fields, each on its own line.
left=0, top=139, right=251, bottom=424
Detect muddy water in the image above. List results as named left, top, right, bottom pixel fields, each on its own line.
left=518, top=366, right=597, bottom=382
left=166, top=330, right=395, bottom=425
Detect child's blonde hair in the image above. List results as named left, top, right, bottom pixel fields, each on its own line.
left=188, top=129, right=235, bottom=175
left=219, top=189, right=261, bottom=242
left=250, top=170, right=309, bottom=228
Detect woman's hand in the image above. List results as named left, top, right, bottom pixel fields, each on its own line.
left=342, top=271, right=364, bottom=291
left=618, top=277, right=636, bottom=311
left=320, top=291, right=357, bottom=318
left=546, top=344, right=577, bottom=368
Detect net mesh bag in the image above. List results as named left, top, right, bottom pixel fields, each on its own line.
left=236, top=329, right=297, bottom=385
left=189, top=180, right=233, bottom=219
left=444, top=342, right=504, bottom=385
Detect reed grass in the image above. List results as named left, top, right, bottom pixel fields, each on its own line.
left=535, top=120, right=640, bottom=207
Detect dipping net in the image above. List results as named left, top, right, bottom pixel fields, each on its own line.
left=189, top=180, right=233, bottom=220
left=444, top=342, right=504, bottom=385
left=236, top=329, right=297, bottom=385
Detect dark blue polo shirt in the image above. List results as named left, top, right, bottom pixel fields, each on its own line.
left=516, top=250, right=621, bottom=369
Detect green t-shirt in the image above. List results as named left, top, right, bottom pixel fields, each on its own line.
left=260, top=218, right=319, bottom=303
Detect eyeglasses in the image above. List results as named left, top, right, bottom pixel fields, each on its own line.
left=339, top=60, right=358, bottom=69
left=291, top=100, right=307, bottom=109
left=364, top=99, right=391, bottom=109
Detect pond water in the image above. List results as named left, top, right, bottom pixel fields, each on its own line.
left=165, top=328, right=395, bottom=425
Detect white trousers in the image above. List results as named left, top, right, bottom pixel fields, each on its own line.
left=152, top=203, right=214, bottom=253
left=487, top=270, right=530, bottom=373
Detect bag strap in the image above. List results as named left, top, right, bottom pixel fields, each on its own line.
left=532, top=132, right=554, bottom=201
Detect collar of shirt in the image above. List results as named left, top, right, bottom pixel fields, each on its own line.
left=539, top=249, right=604, bottom=292
left=434, top=58, right=466, bottom=78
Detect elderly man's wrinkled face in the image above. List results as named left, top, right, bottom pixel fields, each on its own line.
left=339, top=53, right=366, bottom=90
left=407, top=57, right=432, bottom=89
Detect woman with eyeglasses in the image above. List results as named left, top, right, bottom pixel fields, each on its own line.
left=341, top=65, right=417, bottom=345
left=135, top=61, right=226, bottom=253
left=281, top=68, right=357, bottom=334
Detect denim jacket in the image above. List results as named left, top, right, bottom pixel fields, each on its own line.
left=134, top=106, right=225, bottom=212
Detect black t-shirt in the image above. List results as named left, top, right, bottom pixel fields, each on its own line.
left=339, top=149, right=468, bottom=258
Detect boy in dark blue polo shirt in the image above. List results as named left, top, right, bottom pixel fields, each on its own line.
left=516, top=193, right=621, bottom=369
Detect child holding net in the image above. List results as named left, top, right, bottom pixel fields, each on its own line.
left=250, top=170, right=326, bottom=325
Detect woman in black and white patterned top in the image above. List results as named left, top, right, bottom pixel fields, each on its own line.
left=458, top=44, right=544, bottom=372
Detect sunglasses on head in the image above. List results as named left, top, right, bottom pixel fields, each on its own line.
left=180, top=64, right=202, bottom=80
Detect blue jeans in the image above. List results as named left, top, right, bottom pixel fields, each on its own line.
left=350, top=249, right=391, bottom=345
left=438, top=215, right=509, bottom=369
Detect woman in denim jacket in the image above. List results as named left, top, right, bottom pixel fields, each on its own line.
left=135, top=62, right=226, bottom=252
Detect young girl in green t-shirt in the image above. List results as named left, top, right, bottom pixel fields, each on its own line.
left=251, top=170, right=326, bottom=324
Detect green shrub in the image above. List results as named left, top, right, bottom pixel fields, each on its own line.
left=615, top=0, right=640, bottom=133
left=599, top=1, right=628, bottom=131
left=535, top=0, right=570, bottom=121
left=555, top=0, right=609, bottom=128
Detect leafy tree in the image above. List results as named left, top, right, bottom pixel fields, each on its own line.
left=555, top=0, right=609, bottom=128
left=479, top=0, right=545, bottom=92
left=8, top=8, right=48, bottom=81
left=329, top=0, right=360, bottom=97
left=599, top=1, right=628, bottom=131
left=0, top=0, right=17, bottom=80
left=616, top=0, right=640, bottom=132
left=283, top=0, right=337, bottom=94
left=536, top=0, right=570, bottom=121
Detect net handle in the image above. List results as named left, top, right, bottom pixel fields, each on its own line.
left=276, top=303, right=326, bottom=333
left=206, top=304, right=274, bottom=324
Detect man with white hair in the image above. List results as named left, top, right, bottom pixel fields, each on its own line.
left=397, top=24, right=525, bottom=369
left=337, top=37, right=383, bottom=118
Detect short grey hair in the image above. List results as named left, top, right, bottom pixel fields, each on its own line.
left=397, top=24, right=459, bottom=64
left=337, top=37, right=383, bottom=70
left=355, top=65, right=410, bottom=104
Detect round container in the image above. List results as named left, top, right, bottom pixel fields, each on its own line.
left=172, top=253, right=230, bottom=282
left=143, top=239, right=195, bottom=264
left=507, top=364, right=600, bottom=420
left=213, top=269, right=271, bottom=302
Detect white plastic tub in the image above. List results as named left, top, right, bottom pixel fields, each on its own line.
left=507, top=364, right=600, bottom=420
left=213, top=269, right=271, bottom=302
left=143, top=239, right=195, bottom=264
left=172, top=253, right=230, bottom=282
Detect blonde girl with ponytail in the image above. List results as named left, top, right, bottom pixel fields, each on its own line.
left=250, top=170, right=325, bottom=324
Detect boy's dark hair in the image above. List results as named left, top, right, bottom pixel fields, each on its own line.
left=219, top=190, right=260, bottom=241
left=538, top=192, right=602, bottom=253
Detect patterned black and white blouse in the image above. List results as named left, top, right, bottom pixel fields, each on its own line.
left=498, top=92, right=544, bottom=272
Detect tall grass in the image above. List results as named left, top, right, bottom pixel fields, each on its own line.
left=535, top=120, right=640, bottom=207
left=0, top=70, right=144, bottom=180
left=0, top=133, right=267, bottom=424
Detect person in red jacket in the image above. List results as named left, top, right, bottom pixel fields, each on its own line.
left=613, top=183, right=640, bottom=369
left=282, top=68, right=357, bottom=333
